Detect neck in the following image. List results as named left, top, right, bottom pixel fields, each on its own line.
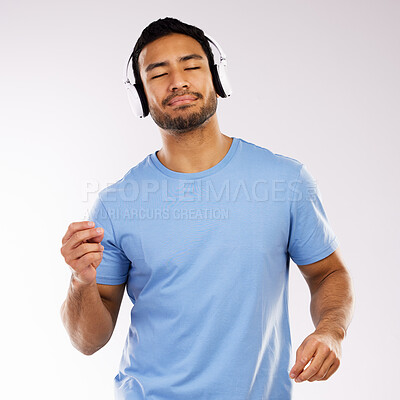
left=156, top=114, right=232, bottom=173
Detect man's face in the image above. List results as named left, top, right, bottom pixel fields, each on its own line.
left=138, top=33, right=218, bottom=133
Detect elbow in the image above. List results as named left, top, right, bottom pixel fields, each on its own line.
left=73, top=329, right=112, bottom=355
left=73, top=340, right=104, bottom=356
left=64, top=330, right=111, bottom=356
left=80, top=347, right=98, bottom=356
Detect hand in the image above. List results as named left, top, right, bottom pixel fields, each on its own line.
left=60, top=221, right=105, bottom=286
left=289, top=330, right=342, bottom=383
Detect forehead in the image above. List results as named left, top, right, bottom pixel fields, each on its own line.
left=138, top=33, right=208, bottom=73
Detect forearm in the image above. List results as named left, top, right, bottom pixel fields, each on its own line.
left=310, top=269, right=355, bottom=340
left=60, top=275, right=113, bottom=355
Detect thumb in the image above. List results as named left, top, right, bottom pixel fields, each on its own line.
left=86, top=231, right=104, bottom=244
left=290, top=338, right=315, bottom=380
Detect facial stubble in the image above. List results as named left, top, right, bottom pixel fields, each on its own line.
left=149, top=91, right=218, bottom=134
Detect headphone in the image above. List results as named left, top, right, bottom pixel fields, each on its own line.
left=123, top=33, right=232, bottom=118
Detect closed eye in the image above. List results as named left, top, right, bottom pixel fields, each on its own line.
left=151, top=67, right=200, bottom=80
left=151, top=73, right=167, bottom=80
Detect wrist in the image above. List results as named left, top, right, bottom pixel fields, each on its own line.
left=70, top=274, right=97, bottom=292
left=315, top=321, right=346, bottom=342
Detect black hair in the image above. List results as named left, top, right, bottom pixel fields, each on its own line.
left=131, top=17, right=215, bottom=88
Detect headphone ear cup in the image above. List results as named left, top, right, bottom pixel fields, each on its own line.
left=216, top=62, right=232, bottom=98
left=124, top=81, right=149, bottom=118
left=210, top=63, right=233, bottom=98
left=210, top=64, right=226, bottom=98
left=134, top=83, right=149, bottom=117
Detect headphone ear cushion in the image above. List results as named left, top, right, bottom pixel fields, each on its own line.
left=134, top=83, right=150, bottom=117
left=216, top=63, right=232, bottom=98
left=210, top=64, right=227, bottom=98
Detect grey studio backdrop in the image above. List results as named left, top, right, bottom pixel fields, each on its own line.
left=1, top=1, right=399, bottom=399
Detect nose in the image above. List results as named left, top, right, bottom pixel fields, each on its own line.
left=168, top=69, right=190, bottom=92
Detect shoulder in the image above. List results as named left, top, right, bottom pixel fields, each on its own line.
left=97, top=154, right=152, bottom=203
left=237, top=137, right=304, bottom=178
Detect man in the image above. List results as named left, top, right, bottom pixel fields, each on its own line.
left=60, top=17, right=354, bottom=399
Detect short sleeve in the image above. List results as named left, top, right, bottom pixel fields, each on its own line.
left=88, top=195, right=131, bottom=285
left=288, top=164, right=339, bottom=265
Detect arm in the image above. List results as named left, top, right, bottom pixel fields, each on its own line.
left=60, top=221, right=126, bottom=356
left=60, top=279, right=125, bottom=356
left=289, top=247, right=355, bottom=382
left=300, top=247, right=354, bottom=340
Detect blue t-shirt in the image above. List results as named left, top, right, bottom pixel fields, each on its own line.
left=89, top=137, right=339, bottom=400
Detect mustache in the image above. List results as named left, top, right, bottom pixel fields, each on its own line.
left=163, top=91, right=203, bottom=107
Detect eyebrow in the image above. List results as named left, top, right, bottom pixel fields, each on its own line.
left=145, top=54, right=204, bottom=73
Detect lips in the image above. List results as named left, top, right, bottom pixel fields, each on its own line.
left=168, top=95, right=198, bottom=106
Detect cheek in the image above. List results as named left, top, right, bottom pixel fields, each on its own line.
left=206, top=82, right=217, bottom=99
left=143, top=81, right=162, bottom=101
left=201, top=76, right=215, bottom=92
left=146, top=89, right=164, bottom=109
left=205, top=76, right=217, bottom=96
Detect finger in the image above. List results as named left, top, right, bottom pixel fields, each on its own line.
left=303, top=349, right=335, bottom=382
left=320, top=358, right=340, bottom=381
left=64, top=227, right=104, bottom=252
left=290, top=339, right=318, bottom=380
left=61, top=227, right=104, bottom=260
left=72, top=251, right=103, bottom=274
left=295, top=345, right=329, bottom=382
left=85, top=232, right=104, bottom=244
left=293, top=356, right=314, bottom=379
left=66, top=242, right=104, bottom=263
left=62, top=221, right=95, bottom=245
left=308, top=352, right=336, bottom=382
